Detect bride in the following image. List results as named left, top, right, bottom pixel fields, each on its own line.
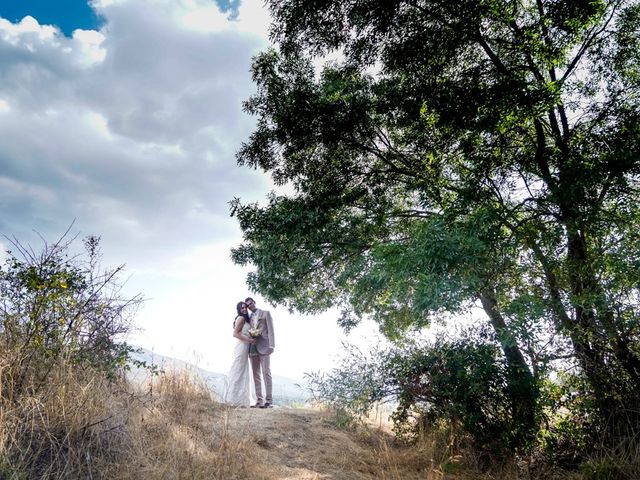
left=224, top=301, right=256, bottom=406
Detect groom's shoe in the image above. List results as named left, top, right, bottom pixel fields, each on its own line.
left=250, top=403, right=263, bottom=408
left=264, top=402, right=273, bottom=408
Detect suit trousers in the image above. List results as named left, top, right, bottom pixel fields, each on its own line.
left=250, top=353, right=272, bottom=404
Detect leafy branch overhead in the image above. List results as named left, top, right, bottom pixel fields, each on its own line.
left=232, top=0, right=640, bottom=443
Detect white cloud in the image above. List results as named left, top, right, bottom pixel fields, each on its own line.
left=0, top=0, right=271, bottom=258
left=0, top=16, right=58, bottom=45
left=179, top=0, right=231, bottom=32
left=72, top=29, right=106, bottom=65
left=236, top=0, right=272, bottom=38
left=0, top=0, right=379, bottom=381
left=0, top=241, right=7, bottom=265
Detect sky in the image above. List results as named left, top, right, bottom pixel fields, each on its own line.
left=0, top=0, right=382, bottom=381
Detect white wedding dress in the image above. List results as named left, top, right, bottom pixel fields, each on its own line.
left=223, top=319, right=255, bottom=406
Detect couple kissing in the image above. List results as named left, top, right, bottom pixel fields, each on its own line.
left=224, top=297, right=275, bottom=408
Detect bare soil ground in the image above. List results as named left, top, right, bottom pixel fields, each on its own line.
left=219, top=405, right=433, bottom=480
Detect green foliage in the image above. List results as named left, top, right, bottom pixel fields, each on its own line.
left=534, top=370, right=640, bottom=476
left=537, top=373, right=595, bottom=466
left=0, top=231, right=143, bottom=397
left=307, top=333, right=541, bottom=456
left=305, top=343, right=389, bottom=417
left=580, top=458, right=626, bottom=480
left=235, top=0, right=640, bottom=451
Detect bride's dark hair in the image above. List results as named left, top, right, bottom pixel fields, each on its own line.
left=235, top=301, right=250, bottom=325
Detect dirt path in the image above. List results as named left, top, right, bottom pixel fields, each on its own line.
left=221, top=406, right=430, bottom=480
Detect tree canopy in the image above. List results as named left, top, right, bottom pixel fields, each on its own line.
left=232, top=0, right=640, bottom=432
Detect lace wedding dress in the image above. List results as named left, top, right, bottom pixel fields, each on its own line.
left=224, top=319, right=254, bottom=406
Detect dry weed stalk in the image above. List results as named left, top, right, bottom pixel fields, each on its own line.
left=0, top=358, right=268, bottom=479
left=0, top=357, right=130, bottom=479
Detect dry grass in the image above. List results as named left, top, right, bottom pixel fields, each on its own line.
left=0, top=361, right=264, bottom=479
left=2, top=359, right=637, bottom=479
left=0, top=357, right=128, bottom=479
left=122, top=368, right=264, bottom=479
left=0, top=354, right=449, bottom=480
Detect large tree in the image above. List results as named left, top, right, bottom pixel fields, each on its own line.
left=232, top=0, right=640, bottom=426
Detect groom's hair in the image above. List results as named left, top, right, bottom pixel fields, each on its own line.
left=245, top=297, right=255, bottom=303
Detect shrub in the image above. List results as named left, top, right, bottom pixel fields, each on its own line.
left=0, top=229, right=143, bottom=476
left=0, top=231, right=142, bottom=399
left=307, top=335, right=541, bottom=457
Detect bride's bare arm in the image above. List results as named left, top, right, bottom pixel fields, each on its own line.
left=232, top=316, right=253, bottom=343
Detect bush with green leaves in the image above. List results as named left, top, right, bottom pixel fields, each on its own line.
left=307, top=333, right=541, bottom=457
left=537, top=371, right=640, bottom=476
left=0, top=231, right=142, bottom=398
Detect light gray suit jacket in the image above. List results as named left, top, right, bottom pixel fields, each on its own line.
left=252, top=308, right=275, bottom=355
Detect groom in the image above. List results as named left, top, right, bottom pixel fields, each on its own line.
left=245, top=297, right=275, bottom=408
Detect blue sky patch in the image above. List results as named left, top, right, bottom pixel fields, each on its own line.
left=0, top=0, right=103, bottom=36
left=0, top=0, right=241, bottom=36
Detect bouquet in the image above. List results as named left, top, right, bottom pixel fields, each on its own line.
left=248, top=327, right=262, bottom=357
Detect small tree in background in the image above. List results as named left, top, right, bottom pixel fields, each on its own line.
left=0, top=229, right=142, bottom=399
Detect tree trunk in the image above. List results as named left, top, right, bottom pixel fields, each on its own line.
left=479, top=288, right=538, bottom=443
left=566, top=229, right=640, bottom=411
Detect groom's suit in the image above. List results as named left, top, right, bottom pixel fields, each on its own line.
left=250, top=308, right=275, bottom=405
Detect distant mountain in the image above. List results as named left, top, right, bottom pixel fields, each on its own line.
left=128, top=347, right=311, bottom=405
